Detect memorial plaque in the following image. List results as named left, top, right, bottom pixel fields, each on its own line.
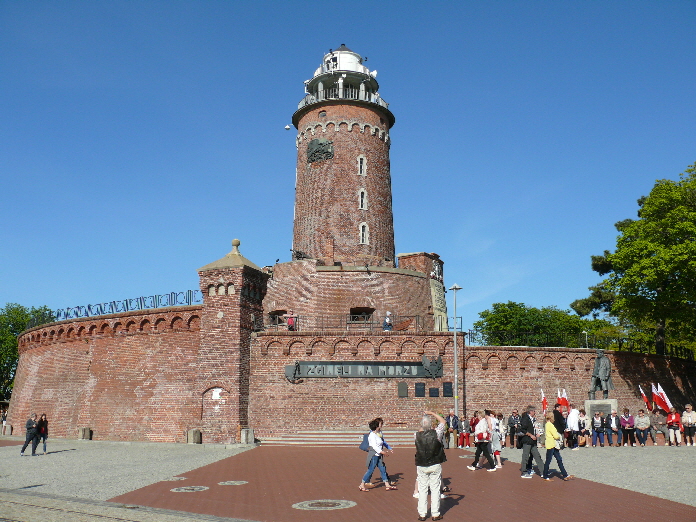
left=284, top=360, right=442, bottom=380
left=415, top=383, right=426, bottom=397
left=443, top=382, right=453, bottom=397
left=397, top=381, right=408, bottom=398
left=429, top=387, right=440, bottom=397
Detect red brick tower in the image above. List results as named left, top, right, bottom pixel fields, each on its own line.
left=197, top=239, right=268, bottom=443
left=292, top=45, right=396, bottom=267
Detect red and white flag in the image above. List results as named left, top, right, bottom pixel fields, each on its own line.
left=638, top=385, right=651, bottom=411
left=657, top=383, right=673, bottom=410
left=557, top=388, right=568, bottom=409
left=652, top=383, right=669, bottom=412
left=541, top=389, right=548, bottom=413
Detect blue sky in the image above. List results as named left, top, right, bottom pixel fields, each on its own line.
left=1, top=1, right=694, bottom=330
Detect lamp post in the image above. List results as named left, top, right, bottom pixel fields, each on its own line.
left=582, top=330, right=589, bottom=349
left=449, top=284, right=462, bottom=420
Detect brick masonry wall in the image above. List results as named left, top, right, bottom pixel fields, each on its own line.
left=264, top=259, right=437, bottom=329
left=248, top=331, right=463, bottom=438
left=293, top=102, right=395, bottom=266
left=10, top=307, right=203, bottom=442
left=463, top=347, right=696, bottom=417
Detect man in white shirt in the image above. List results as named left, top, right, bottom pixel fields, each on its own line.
left=566, top=404, right=580, bottom=450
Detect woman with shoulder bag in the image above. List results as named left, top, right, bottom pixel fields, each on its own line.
left=542, top=412, right=573, bottom=481
left=466, top=411, right=496, bottom=472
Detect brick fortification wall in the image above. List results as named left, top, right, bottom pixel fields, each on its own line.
left=264, top=259, right=437, bottom=328
left=463, top=347, right=696, bottom=416
left=248, top=331, right=462, bottom=437
left=10, top=307, right=203, bottom=442
left=10, top=320, right=696, bottom=442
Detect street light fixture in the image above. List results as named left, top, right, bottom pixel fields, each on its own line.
left=582, top=330, right=589, bottom=349
left=449, top=284, right=462, bottom=420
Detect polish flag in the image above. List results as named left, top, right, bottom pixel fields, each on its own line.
left=541, top=389, right=548, bottom=413
left=638, top=385, right=651, bottom=411
left=652, top=383, right=669, bottom=412
left=657, top=383, right=673, bottom=410
left=557, top=388, right=569, bottom=409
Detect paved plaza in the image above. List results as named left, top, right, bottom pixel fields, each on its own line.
left=1, top=436, right=696, bottom=522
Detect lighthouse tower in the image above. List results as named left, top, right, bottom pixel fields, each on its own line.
left=291, top=44, right=395, bottom=267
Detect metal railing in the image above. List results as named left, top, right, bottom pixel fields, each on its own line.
left=254, top=314, right=424, bottom=333
left=466, top=330, right=695, bottom=361
left=26, top=290, right=203, bottom=330
left=297, top=87, right=389, bottom=111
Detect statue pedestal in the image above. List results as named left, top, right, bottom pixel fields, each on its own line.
left=584, top=399, right=618, bottom=418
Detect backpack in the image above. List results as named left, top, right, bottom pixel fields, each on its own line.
left=359, top=433, right=370, bottom=451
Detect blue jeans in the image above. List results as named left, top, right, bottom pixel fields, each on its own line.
left=606, top=428, right=622, bottom=445
left=592, top=429, right=604, bottom=446
left=636, top=428, right=650, bottom=445
left=363, top=454, right=389, bottom=483
left=543, top=448, right=568, bottom=479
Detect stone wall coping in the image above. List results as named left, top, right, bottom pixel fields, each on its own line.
left=254, top=330, right=455, bottom=338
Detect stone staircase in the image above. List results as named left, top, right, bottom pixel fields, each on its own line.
left=259, top=428, right=416, bottom=447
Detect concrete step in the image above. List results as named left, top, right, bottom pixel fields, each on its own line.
left=259, top=429, right=416, bottom=447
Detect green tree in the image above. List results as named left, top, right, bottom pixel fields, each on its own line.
left=0, top=303, right=53, bottom=400
left=572, top=163, right=696, bottom=354
left=472, top=301, right=611, bottom=347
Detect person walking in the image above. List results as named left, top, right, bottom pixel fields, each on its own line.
left=467, top=411, right=496, bottom=472
left=542, top=412, right=574, bottom=481
left=359, top=419, right=397, bottom=492
left=415, top=410, right=447, bottom=521
left=519, top=405, right=545, bottom=478
left=20, top=413, right=39, bottom=456
left=37, top=413, right=49, bottom=455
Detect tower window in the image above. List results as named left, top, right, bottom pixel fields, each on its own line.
left=359, top=222, right=369, bottom=244
left=359, top=189, right=367, bottom=210
left=357, top=155, right=367, bottom=176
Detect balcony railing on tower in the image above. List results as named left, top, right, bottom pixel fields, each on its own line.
left=253, top=314, right=423, bottom=333
left=297, top=86, right=389, bottom=111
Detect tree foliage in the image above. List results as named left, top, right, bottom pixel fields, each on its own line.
left=0, top=303, right=53, bottom=400
left=472, top=301, right=612, bottom=347
left=572, top=163, right=696, bottom=354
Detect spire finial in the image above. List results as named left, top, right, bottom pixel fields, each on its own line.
left=231, top=239, right=241, bottom=254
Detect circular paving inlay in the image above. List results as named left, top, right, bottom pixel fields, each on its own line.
left=170, top=486, right=209, bottom=493
left=218, top=480, right=248, bottom=486
left=292, top=499, right=357, bottom=511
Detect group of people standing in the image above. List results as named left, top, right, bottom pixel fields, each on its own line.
left=20, top=412, right=49, bottom=456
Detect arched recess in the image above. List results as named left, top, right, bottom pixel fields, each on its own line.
left=100, top=323, right=112, bottom=336
left=311, top=340, right=328, bottom=356
left=200, top=386, right=233, bottom=442
left=262, top=341, right=282, bottom=356
left=171, top=317, right=184, bottom=330
left=125, top=321, right=136, bottom=332
left=486, top=355, right=501, bottom=370
left=423, top=340, right=438, bottom=356
left=289, top=341, right=306, bottom=356
left=334, top=340, right=353, bottom=356
left=154, top=318, right=166, bottom=331
left=139, top=319, right=150, bottom=332
left=379, top=340, right=396, bottom=356
left=357, top=340, right=374, bottom=356
left=188, top=315, right=201, bottom=330
left=400, top=340, right=418, bottom=356
left=556, top=356, right=570, bottom=371
left=465, top=355, right=482, bottom=370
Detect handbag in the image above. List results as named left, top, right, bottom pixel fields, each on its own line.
left=554, top=439, right=561, bottom=450
left=359, top=433, right=370, bottom=452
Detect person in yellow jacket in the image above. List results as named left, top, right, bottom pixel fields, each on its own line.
left=543, top=412, right=574, bottom=481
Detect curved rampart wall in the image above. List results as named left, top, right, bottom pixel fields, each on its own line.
left=265, top=260, right=437, bottom=329
left=9, top=306, right=204, bottom=442
left=463, top=346, right=696, bottom=416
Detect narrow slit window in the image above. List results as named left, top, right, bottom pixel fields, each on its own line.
left=359, top=222, right=369, bottom=244
left=357, top=155, right=367, bottom=176
left=359, top=189, right=367, bottom=210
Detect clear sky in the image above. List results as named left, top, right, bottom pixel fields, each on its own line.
left=1, top=1, right=694, bottom=330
